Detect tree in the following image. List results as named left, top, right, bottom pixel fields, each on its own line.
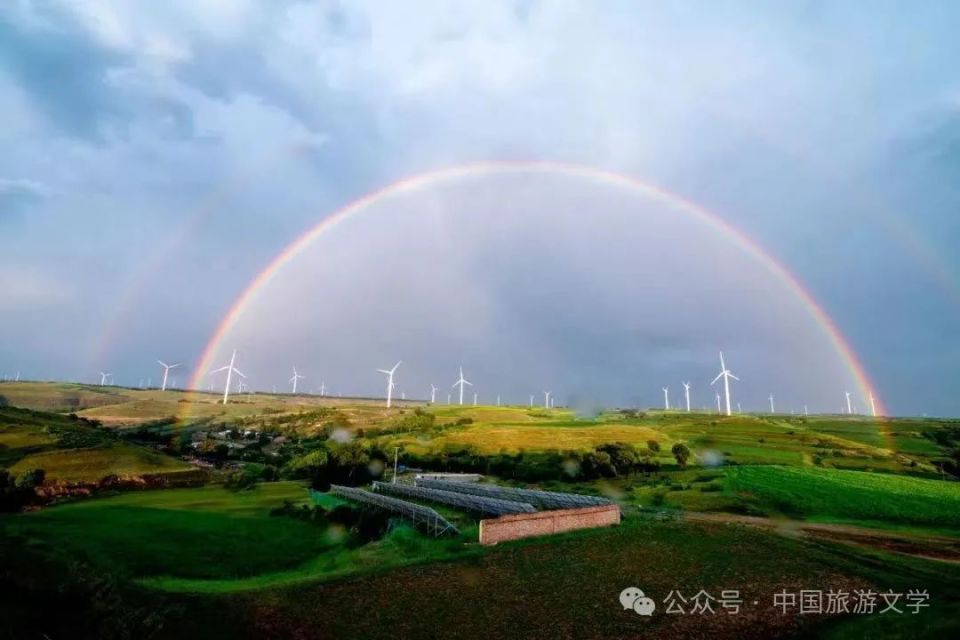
left=15, top=468, right=45, bottom=490
left=647, top=440, right=661, bottom=454
left=671, top=443, right=691, bottom=467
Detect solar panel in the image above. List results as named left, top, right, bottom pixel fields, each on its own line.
left=416, top=479, right=613, bottom=511
left=328, top=484, right=459, bottom=537
left=373, top=481, right=537, bottom=517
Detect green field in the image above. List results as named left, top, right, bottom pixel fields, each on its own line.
left=725, top=465, right=960, bottom=530
left=2, top=384, right=960, bottom=639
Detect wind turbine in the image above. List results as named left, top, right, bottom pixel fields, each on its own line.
left=496, top=394, right=501, bottom=407
left=845, top=391, right=853, bottom=415
left=209, top=349, right=245, bottom=405
left=377, top=361, right=401, bottom=408
left=447, top=393, right=452, bottom=405
left=769, top=394, right=775, bottom=413
left=473, top=392, right=478, bottom=406
left=99, top=371, right=112, bottom=386
left=430, top=384, right=438, bottom=403
left=543, top=391, right=551, bottom=409
left=289, top=367, right=305, bottom=394
left=529, top=394, right=534, bottom=407
left=662, top=387, right=670, bottom=410
left=452, top=366, right=472, bottom=405
left=869, top=393, right=877, bottom=417
left=682, top=381, right=691, bottom=412
left=804, top=405, right=809, bottom=416
left=715, top=392, right=721, bottom=414
left=157, top=360, right=181, bottom=392
left=710, top=352, right=739, bottom=416
left=320, top=381, right=327, bottom=396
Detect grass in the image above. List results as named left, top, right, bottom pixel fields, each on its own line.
left=725, top=466, right=960, bottom=530
left=8, top=443, right=191, bottom=482
left=2, top=482, right=331, bottom=580
left=2, top=481, right=477, bottom=592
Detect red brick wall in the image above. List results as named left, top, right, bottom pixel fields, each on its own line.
left=478, top=504, right=620, bottom=545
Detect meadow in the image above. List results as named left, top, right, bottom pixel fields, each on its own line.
left=2, top=382, right=959, bottom=639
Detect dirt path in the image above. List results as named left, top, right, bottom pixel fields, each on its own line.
left=682, top=511, right=960, bottom=563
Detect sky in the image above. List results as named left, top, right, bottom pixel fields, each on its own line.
left=1, top=1, right=958, bottom=416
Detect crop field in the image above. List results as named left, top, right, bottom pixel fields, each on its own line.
left=162, top=516, right=959, bottom=640
left=421, top=422, right=666, bottom=453
left=725, top=466, right=960, bottom=530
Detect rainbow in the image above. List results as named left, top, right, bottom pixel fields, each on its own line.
left=187, top=160, right=885, bottom=415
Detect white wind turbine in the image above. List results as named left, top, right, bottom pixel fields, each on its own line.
left=543, top=390, right=551, bottom=409
left=769, top=394, right=775, bottom=413
left=715, top=391, right=722, bottom=414
left=710, top=351, right=739, bottom=416
left=157, top=360, right=180, bottom=392
left=99, top=371, right=112, bottom=386
left=377, top=361, right=401, bottom=408
left=869, top=393, right=877, bottom=417
left=529, top=394, right=534, bottom=407
left=682, top=381, right=691, bottom=412
left=430, top=384, right=438, bottom=403
left=289, top=367, right=305, bottom=394
left=209, top=349, right=245, bottom=405
left=452, top=366, right=472, bottom=405
left=473, top=392, right=478, bottom=406
left=662, top=387, right=670, bottom=410
left=320, top=381, right=327, bottom=396
left=845, top=391, right=853, bottom=415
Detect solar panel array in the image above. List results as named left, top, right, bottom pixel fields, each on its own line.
left=329, top=484, right=459, bottom=537
left=416, top=479, right=613, bottom=511
left=373, top=481, right=537, bottom=517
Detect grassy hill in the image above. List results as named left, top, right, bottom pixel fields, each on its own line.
left=0, top=405, right=192, bottom=483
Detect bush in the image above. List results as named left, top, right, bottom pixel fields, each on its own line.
left=14, top=468, right=45, bottom=489
left=671, top=443, right=691, bottom=467
left=647, top=440, right=661, bottom=454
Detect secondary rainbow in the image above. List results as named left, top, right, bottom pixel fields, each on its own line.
left=187, top=160, right=885, bottom=415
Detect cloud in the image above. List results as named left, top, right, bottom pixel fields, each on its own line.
left=0, top=178, right=48, bottom=218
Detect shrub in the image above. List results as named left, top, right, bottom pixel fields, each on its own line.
left=671, top=443, right=691, bottom=467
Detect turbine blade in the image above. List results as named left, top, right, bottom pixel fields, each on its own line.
left=209, top=365, right=229, bottom=374
left=233, top=368, right=246, bottom=378
left=157, top=360, right=167, bottom=367
left=169, top=363, right=181, bottom=369
left=463, top=379, right=473, bottom=386
left=729, top=373, right=740, bottom=381
left=377, top=369, right=390, bottom=375
left=710, top=373, right=723, bottom=385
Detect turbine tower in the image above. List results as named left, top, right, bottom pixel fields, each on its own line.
left=289, top=367, right=305, bottom=394
left=529, top=394, right=534, bottom=407
left=320, top=381, right=327, bottom=396
left=452, top=366, right=472, bottom=405
left=157, top=360, right=181, bottom=392
left=662, top=387, right=670, bottom=410
left=473, top=392, right=478, bottom=406
left=710, top=351, right=739, bottom=416
left=769, top=394, right=775, bottom=413
left=543, top=390, right=551, bottom=409
left=715, top=391, right=721, bottom=414
left=377, top=361, right=401, bottom=408
left=209, top=349, right=245, bottom=405
left=430, top=384, right=438, bottom=403
left=682, top=381, right=691, bottom=412
left=845, top=391, right=853, bottom=415
left=869, top=393, right=877, bottom=417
